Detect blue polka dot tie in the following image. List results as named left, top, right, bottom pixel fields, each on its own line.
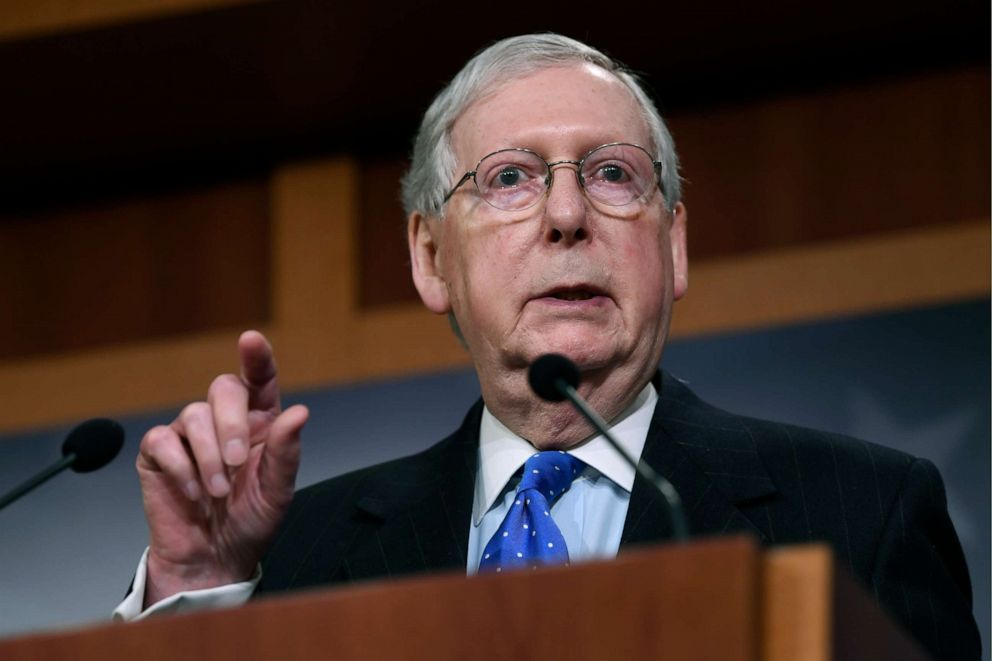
left=478, top=450, right=586, bottom=573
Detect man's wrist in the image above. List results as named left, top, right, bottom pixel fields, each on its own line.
left=145, top=549, right=254, bottom=607
left=114, top=548, right=260, bottom=622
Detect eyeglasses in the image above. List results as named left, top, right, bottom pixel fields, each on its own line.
left=442, top=142, right=663, bottom=212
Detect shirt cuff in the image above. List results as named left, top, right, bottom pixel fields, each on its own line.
left=112, top=548, right=261, bottom=622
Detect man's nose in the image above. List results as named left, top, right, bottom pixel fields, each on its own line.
left=543, top=163, right=589, bottom=244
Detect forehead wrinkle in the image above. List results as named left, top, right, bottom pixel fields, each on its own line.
left=451, top=64, right=650, bottom=169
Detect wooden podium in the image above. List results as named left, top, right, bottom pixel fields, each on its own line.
left=0, top=536, right=928, bottom=660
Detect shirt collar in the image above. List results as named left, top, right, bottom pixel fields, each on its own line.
left=472, top=382, right=657, bottom=525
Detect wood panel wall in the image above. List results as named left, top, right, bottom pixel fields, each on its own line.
left=356, top=67, right=989, bottom=308
left=0, top=180, right=270, bottom=360
left=671, top=67, right=989, bottom=256
left=0, top=66, right=987, bottom=434
left=0, top=0, right=257, bottom=40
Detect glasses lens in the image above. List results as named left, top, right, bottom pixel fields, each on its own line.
left=580, top=144, right=658, bottom=207
left=475, top=150, right=548, bottom=211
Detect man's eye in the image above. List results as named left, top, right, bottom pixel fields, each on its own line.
left=596, top=163, right=630, bottom=183
left=496, top=167, right=524, bottom=187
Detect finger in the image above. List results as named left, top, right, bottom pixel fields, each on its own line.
left=139, top=425, right=203, bottom=501
left=258, top=404, right=309, bottom=496
left=208, top=373, right=251, bottom=467
left=175, top=402, right=230, bottom=498
left=238, top=330, right=280, bottom=413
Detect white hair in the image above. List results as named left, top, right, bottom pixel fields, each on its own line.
left=400, top=33, right=682, bottom=217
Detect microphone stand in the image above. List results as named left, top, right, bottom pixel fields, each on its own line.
left=0, top=453, right=77, bottom=511
left=555, top=378, right=689, bottom=541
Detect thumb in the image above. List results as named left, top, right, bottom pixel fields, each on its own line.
left=258, top=404, right=309, bottom=495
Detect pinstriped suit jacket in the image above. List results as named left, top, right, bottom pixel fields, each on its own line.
left=257, top=371, right=980, bottom=660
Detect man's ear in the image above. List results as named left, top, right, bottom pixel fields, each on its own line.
left=408, top=211, right=451, bottom=314
left=669, top=202, right=688, bottom=301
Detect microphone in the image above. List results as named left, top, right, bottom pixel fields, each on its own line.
left=0, top=418, right=125, bottom=511
left=528, top=354, right=689, bottom=541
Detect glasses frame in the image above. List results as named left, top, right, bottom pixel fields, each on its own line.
left=441, top=142, right=663, bottom=212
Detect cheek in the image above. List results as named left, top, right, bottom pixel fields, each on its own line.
left=468, top=219, right=534, bottom=270
left=621, top=231, right=671, bottom=312
left=446, top=223, right=531, bottom=316
left=622, top=226, right=668, bottom=272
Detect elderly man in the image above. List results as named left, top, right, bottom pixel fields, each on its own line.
left=116, top=34, right=979, bottom=659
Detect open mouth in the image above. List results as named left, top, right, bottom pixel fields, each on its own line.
left=541, top=285, right=608, bottom=302
left=552, top=290, right=595, bottom=301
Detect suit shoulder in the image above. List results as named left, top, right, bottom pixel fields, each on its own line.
left=659, top=370, right=917, bottom=479
left=277, top=399, right=480, bottom=539
left=741, top=413, right=916, bottom=476
left=288, top=424, right=469, bottom=516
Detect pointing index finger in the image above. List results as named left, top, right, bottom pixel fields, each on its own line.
left=238, top=330, right=281, bottom=413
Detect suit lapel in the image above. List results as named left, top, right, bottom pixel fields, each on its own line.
left=349, top=403, right=481, bottom=578
left=621, top=372, right=778, bottom=548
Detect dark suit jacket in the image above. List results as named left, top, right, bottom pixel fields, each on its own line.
left=258, top=372, right=980, bottom=660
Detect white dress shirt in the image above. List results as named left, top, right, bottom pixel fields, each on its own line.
left=468, top=383, right=655, bottom=572
left=115, top=383, right=657, bottom=621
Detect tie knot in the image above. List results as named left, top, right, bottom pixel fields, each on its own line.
left=518, top=451, right=584, bottom=502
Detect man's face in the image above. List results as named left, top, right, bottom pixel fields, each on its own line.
left=411, top=64, right=687, bottom=392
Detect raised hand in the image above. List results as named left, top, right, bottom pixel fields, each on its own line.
left=136, top=331, right=308, bottom=606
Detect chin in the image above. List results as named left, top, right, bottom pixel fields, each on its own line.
left=525, top=333, right=619, bottom=372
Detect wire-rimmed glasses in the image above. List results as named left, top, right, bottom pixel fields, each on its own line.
left=442, top=142, right=662, bottom=212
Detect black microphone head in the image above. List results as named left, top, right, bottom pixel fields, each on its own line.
left=61, top=418, right=125, bottom=473
left=528, top=354, right=581, bottom=402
